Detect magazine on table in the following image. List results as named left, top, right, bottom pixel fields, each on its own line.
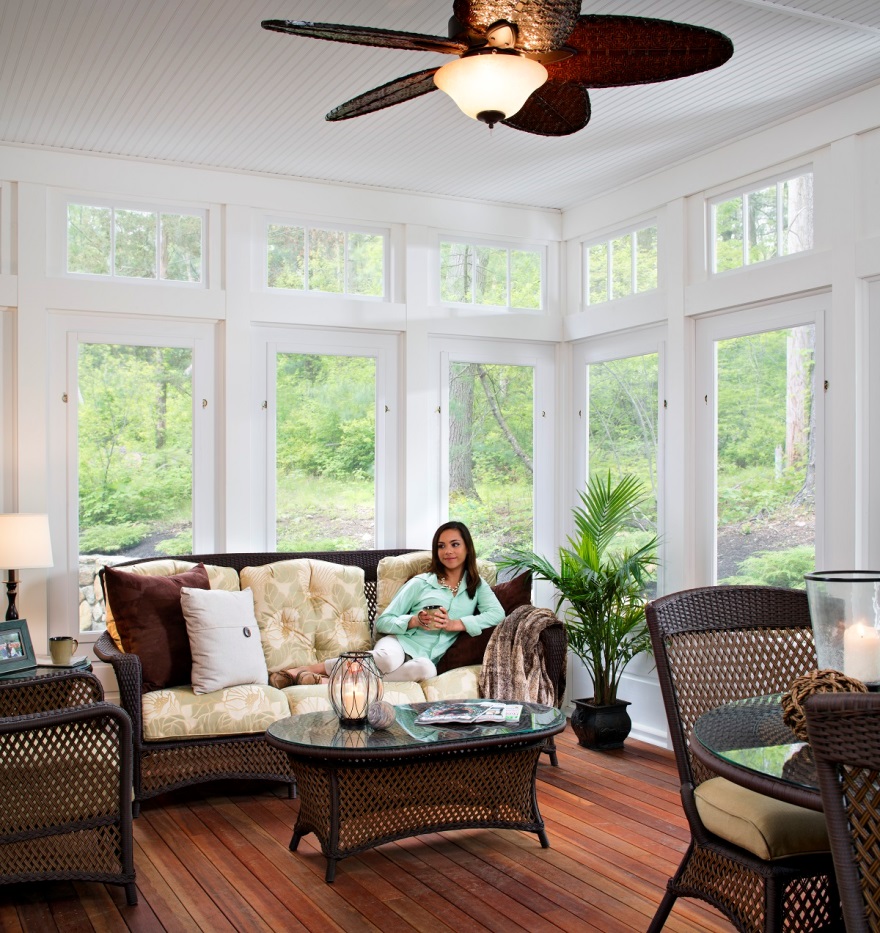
left=415, top=700, right=523, bottom=725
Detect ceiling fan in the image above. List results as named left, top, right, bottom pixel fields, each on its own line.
left=262, top=1, right=733, bottom=137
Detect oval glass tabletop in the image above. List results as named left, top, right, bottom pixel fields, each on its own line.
left=267, top=700, right=565, bottom=754
left=692, top=693, right=817, bottom=791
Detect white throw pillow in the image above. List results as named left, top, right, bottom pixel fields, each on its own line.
left=180, top=586, right=268, bottom=694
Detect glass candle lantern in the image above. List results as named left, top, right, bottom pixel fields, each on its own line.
left=327, top=651, right=383, bottom=727
left=804, top=570, right=880, bottom=687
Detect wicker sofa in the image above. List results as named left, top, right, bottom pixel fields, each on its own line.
left=95, top=548, right=566, bottom=813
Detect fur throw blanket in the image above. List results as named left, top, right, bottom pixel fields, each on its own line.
left=479, top=605, right=565, bottom=707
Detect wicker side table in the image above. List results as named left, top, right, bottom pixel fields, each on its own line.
left=267, top=701, right=566, bottom=882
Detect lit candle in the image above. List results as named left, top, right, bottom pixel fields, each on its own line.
left=342, top=682, right=367, bottom=719
left=843, top=620, right=880, bottom=683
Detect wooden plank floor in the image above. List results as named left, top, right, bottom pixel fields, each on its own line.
left=0, top=727, right=734, bottom=932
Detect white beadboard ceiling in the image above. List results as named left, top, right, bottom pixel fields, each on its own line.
left=1, top=0, right=879, bottom=210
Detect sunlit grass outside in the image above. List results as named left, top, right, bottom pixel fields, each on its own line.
left=276, top=474, right=374, bottom=551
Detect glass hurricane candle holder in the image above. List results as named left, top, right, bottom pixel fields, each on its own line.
left=327, top=651, right=383, bottom=727
left=804, top=570, right=880, bottom=687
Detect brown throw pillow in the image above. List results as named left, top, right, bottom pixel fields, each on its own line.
left=491, top=571, right=533, bottom=614
left=103, top=563, right=211, bottom=693
left=436, top=572, right=533, bottom=675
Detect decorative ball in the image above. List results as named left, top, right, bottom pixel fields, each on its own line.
left=367, top=700, right=396, bottom=730
left=781, top=668, right=868, bottom=740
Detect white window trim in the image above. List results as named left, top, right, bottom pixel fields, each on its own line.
left=694, top=296, right=826, bottom=585
left=47, top=312, right=216, bottom=642
left=55, top=192, right=207, bottom=286
left=434, top=232, right=547, bottom=313
left=708, top=166, right=814, bottom=275
left=250, top=325, right=399, bottom=550
left=263, top=215, right=390, bottom=301
left=582, top=219, right=659, bottom=309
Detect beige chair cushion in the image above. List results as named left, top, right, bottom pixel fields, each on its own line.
left=281, top=680, right=426, bottom=717
left=141, top=683, right=289, bottom=740
left=102, top=559, right=240, bottom=649
left=241, top=559, right=370, bottom=673
left=694, top=776, right=829, bottom=860
left=376, top=551, right=498, bottom=616
left=421, top=665, right=482, bottom=702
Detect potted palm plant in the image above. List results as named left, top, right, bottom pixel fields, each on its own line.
left=502, top=472, right=659, bottom=749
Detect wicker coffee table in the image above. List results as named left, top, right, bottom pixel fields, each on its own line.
left=266, top=700, right=566, bottom=882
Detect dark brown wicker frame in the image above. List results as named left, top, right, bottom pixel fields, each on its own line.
left=95, top=549, right=567, bottom=812
left=645, top=585, right=840, bottom=932
left=805, top=691, right=880, bottom=932
left=0, top=670, right=136, bottom=905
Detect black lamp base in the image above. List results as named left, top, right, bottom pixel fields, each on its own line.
left=5, top=572, right=18, bottom=621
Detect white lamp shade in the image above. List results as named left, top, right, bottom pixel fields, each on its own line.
left=0, top=514, right=54, bottom=569
left=434, top=52, right=548, bottom=122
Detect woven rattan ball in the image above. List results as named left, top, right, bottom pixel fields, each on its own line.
left=366, top=700, right=396, bottom=730
left=781, top=669, right=868, bottom=740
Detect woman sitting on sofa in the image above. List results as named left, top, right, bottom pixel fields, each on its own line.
left=269, top=521, right=504, bottom=687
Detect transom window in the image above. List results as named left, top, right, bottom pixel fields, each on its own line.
left=584, top=223, right=657, bottom=306
left=266, top=221, right=387, bottom=298
left=439, top=238, right=543, bottom=311
left=711, top=170, right=813, bottom=273
left=66, top=201, right=203, bottom=283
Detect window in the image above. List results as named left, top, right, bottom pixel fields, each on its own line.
left=711, top=171, right=813, bottom=273
left=696, top=301, right=823, bottom=587
left=584, top=224, right=657, bottom=306
left=266, top=222, right=386, bottom=298
left=66, top=202, right=203, bottom=283
left=48, top=315, right=215, bottom=639
left=439, top=238, right=543, bottom=310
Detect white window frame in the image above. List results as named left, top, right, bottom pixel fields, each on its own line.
left=570, top=326, right=666, bottom=594
left=251, top=326, right=399, bottom=550
left=582, top=220, right=659, bottom=308
left=263, top=216, right=390, bottom=301
left=694, top=296, right=826, bottom=585
left=435, top=233, right=546, bottom=313
left=708, top=167, right=814, bottom=275
left=47, top=312, right=216, bottom=642
left=58, top=194, right=207, bottom=286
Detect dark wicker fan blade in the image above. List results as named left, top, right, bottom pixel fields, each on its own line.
left=261, top=20, right=467, bottom=55
left=502, top=82, right=590, bottom=136
left=452, top=0, right=580, bottom=51
left=548, top=16, right=734, bottom=88
left=326, top=69, right=440, bottom=122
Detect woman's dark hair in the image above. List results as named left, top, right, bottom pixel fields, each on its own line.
left=430, top=521, right=480, bottom=599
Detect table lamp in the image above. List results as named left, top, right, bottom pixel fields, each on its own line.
left=0, top=513, right=54, bottom=621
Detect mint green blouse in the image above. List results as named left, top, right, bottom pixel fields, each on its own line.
left=374, top=571, right=504, bottom=663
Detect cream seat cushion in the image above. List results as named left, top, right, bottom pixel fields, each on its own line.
left=141, top=684, right=288, bottom=740
left=242, top=558, right=370, bottom=673
left=102, top=559, right=240, bottom=650
left=376, top=551, right=498, bottom=617
left=694, top=776, right=829, bottom=860
left=281, top=681, right=426, bottom=717
left=420, top=665, right=481, bottom=702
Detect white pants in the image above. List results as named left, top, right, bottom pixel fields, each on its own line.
left=323, top=635, right=437, bottom=682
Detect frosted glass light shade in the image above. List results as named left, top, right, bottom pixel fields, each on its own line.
left=0, top=514, right=54, bottom=569
left=434, top=51, right=547, bottom=124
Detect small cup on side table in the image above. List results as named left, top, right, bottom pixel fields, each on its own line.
left=49, top=636, right=79, bottom=665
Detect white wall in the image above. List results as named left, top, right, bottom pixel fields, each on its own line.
left=2, top=78, right=880, bottom=740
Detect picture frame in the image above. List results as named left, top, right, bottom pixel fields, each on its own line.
left=0, top=618, right=37, bottom=676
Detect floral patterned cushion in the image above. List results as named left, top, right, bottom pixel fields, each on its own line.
left=376, top=552, right=498, bottom=616
left=103, top=559, right=240, bottom=650
left=420, top=665, right=482, bottom=702
left=141, top=684, right=289, bottom=740
left=241, top=559, right=371, bottom=673
left=280, top=680, right=426, bottom=716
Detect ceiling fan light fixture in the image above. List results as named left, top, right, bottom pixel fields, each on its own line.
left=433, top=49, right=548, bottom=127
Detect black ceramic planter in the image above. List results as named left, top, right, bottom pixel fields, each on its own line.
left=570, top=698, right=632, bottom=749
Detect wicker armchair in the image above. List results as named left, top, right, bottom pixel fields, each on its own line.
left=805, top=692, right=880, bottom=932
left=646, top=585, right=840, bottom=932
left=0, top=670, right=136, bottom=905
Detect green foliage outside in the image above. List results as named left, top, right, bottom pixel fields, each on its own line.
left=67, top=204, right=202, bottom=282
left=78, top=343, right=193, bottom=554
left=720, top=546, right=814, bottom=588
left=586, top=226, right=657, bottom=305
left=266, top=223, right=384, bottom=297
left=439, top=240, right=542, bottom=310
